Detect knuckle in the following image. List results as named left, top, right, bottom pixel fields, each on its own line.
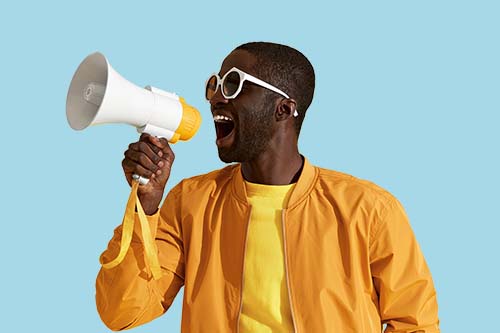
left=151, top=145, right=161, bottom=154
left=134, top=165, right=143, bottom=174
left=138, top=154, right=147, bottom=164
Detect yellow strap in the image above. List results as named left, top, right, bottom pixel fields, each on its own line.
left=136, top=186, right=163, bottom=280
left=100, top=181, right=163, bottom=280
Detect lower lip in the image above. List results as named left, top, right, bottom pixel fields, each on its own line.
left=216, top=128, right=236, bottom=148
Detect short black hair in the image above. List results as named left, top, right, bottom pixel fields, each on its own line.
left=234, top=42, right=315, bottom=136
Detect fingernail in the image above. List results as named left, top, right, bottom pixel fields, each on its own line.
left=158, top=161, right=164, bottom=167
left=156, top=170, right=162, bottom=175
left=158, top=151, right=163, bottom=157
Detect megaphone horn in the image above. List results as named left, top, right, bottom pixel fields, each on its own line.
left=66, top=52, right=202, bottom=184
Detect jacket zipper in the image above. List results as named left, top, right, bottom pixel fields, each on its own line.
left=282, top=209, right=298, bottom=333
left=236, top=206, right=252, bottom=333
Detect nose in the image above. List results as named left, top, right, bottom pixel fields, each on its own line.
left=209, top=83, right=229, bottom=107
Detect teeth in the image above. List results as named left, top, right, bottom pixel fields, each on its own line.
left=213, top=115, right=233, bottom=122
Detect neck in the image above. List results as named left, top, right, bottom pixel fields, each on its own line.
left=241, top=143, right=303, bottom=185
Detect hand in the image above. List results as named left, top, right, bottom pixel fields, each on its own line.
left=122, top=133, right=175, bottom=214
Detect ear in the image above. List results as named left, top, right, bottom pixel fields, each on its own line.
left=275, top=99, right=298, bottom=122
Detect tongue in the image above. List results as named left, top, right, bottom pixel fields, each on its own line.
left=215, top=121, right=235, bottom=140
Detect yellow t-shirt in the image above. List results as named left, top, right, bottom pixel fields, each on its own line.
left=239, top=181, right=296, bottom=333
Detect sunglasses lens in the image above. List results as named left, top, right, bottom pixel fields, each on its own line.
left=222, top=71, right=241, bottom=98
left=206, top=75, right=218, bottom=100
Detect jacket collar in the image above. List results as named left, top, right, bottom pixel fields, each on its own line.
left=231, top=157, right=318, bottom=208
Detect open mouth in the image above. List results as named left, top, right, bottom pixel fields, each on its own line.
left=213, top=114, right=235, bottom=141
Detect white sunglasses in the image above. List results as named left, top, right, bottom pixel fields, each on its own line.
left=205, top=67, right=299, bottom=117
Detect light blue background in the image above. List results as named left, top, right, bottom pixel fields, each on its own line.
left=1, top=1, right=498, bottom=332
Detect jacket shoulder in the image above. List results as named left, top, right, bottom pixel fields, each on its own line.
left=168, top=164, right=237, bottom=197
left=314, top=166, right=398, bottom=206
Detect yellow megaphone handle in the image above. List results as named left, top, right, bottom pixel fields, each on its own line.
left=100, top=181, right=163, bottom=280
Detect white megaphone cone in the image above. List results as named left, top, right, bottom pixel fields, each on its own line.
left=66, top=52, right=201, bottom=184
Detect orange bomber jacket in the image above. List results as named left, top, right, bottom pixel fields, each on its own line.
left=96, top=158, right=440, bottom=332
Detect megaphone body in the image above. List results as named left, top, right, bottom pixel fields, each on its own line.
left=66, top=52, right=201, bottom=143
left=66, top=52, right=201, bottom=184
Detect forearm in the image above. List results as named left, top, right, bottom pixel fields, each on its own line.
left=96, top=252, right=182, bottom=331
left=96, top=213, right=182, bottom=330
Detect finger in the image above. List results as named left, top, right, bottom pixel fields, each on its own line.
left=143, top=138, right=174, bottom=175
left=162, top=151, right=174, bottom=168
left=148, top=143, right=163, bottom=156
left=128, top=141, right=163, bottom=166
left=153, top=137, right=175, bottom=162
left=124, top=149, right=160, bottom=174
left=147, top=135, right=168, bottom=149
left=122, top=158, right=155, bottom=179
left=139, top=134, right=165, bottom=153
left=145, top=136, right=175, bottom=161
left=139, top=133, right=152, bottom=142
left=162, top=142, right=175, bottom=164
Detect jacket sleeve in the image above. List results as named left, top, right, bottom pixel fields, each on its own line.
left=369, top=198, right=440, bottom=333
left=95, top=188, right=185, bottom=331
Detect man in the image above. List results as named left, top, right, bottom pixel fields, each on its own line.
left=96, top=42, right=440, bottom=332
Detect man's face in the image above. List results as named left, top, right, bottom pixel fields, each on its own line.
left=209, top=50, right=277, bottom=163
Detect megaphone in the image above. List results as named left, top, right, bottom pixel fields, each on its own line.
left=66, top=52, right=202, bottom=184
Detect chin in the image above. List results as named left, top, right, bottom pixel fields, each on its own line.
left=217, top=149, right=241, bottom=163
left=216, top=135, right=270, bottom=164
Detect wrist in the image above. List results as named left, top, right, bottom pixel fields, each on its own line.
left=137, top=188, right=164, bottom=215
left=135, top=205, right=159, bottom=216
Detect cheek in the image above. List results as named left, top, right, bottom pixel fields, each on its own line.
left=233, top=92, right=275, bottom=127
